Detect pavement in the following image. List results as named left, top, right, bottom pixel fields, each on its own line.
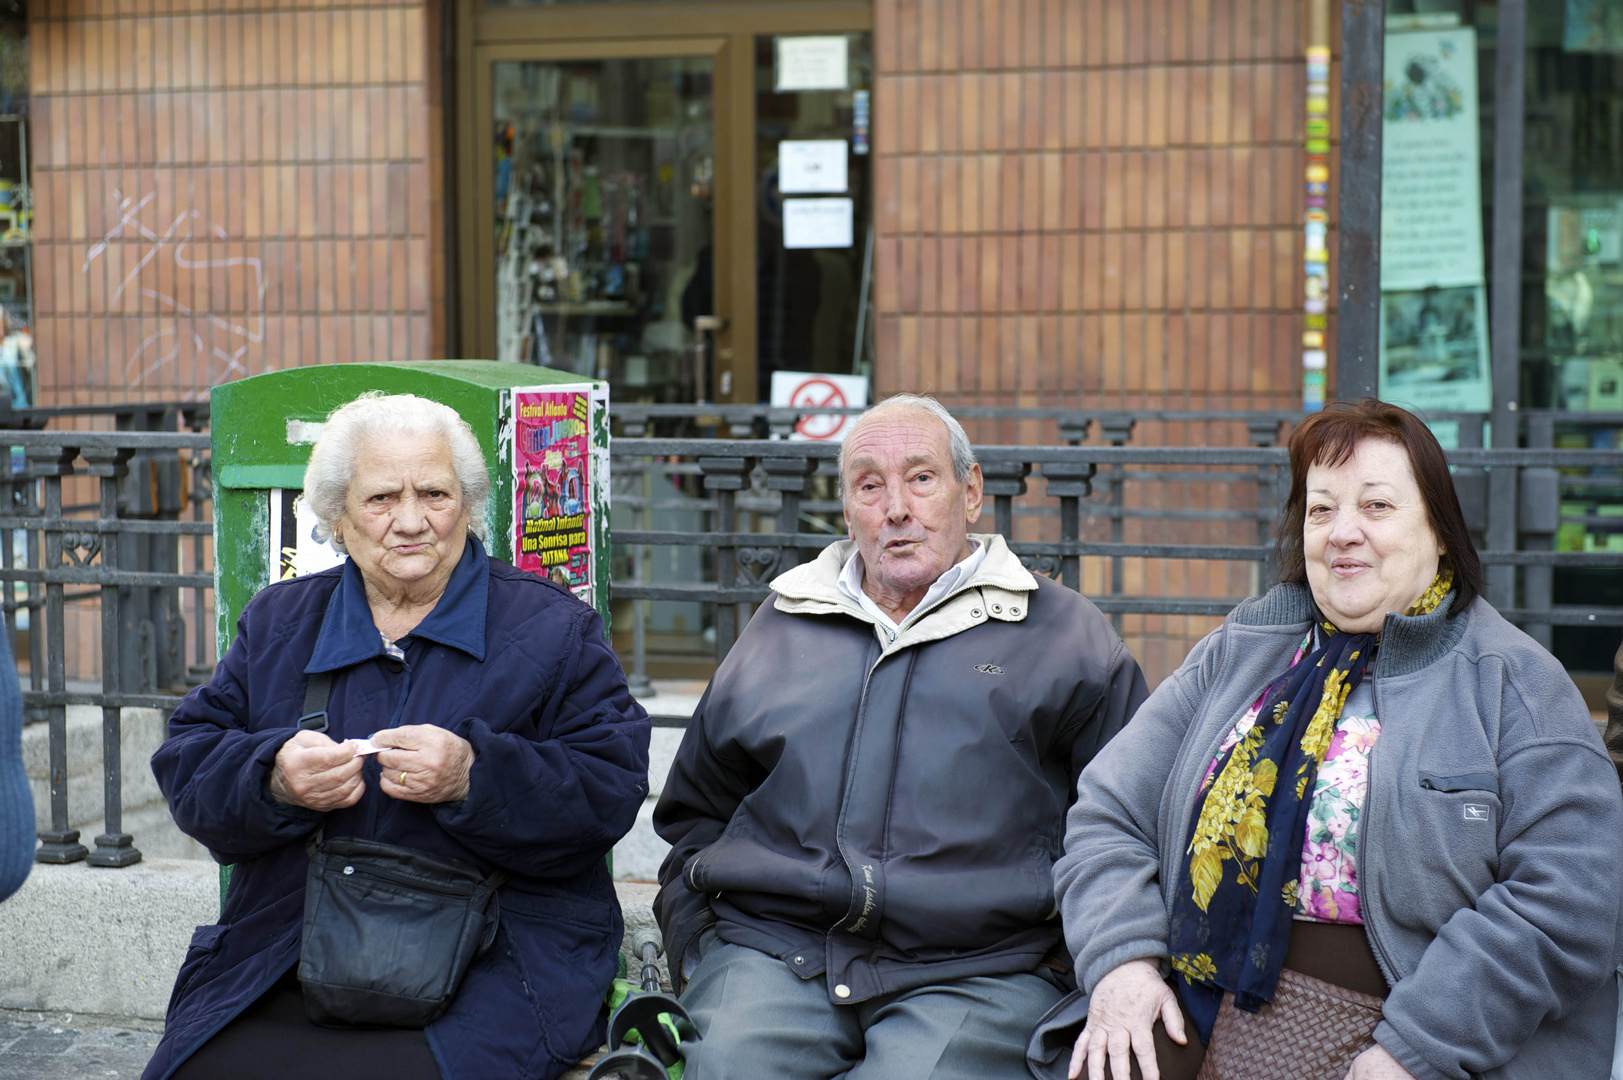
left=0, top=1008, right=162, bottom=1080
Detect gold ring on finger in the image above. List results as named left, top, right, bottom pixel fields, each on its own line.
left=399, top=771, right=407, bottom=786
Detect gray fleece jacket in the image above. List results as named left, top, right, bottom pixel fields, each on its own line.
left=1030, top=583, right=1623, bottom=1080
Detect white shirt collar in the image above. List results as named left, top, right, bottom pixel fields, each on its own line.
left=837, top=538, right=988, bottom=639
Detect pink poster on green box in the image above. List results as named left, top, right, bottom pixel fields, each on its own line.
left=512, top=388, right=593, bottom=600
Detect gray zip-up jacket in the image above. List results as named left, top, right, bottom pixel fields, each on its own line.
left=653, top=535, right=1148, bottom=1004
left=1029, top=583, right=1623, bottom=1080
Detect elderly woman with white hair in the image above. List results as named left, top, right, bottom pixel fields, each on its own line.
left=146, top=392, right=651, bottom=1080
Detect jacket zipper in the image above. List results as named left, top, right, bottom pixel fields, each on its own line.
left=1354, top=620, right=1400, bottom=990
left=828, top=645, right=888, bottom=932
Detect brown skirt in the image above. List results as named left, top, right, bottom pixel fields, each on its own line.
left=1130, top=920, right=1387, bottom=1080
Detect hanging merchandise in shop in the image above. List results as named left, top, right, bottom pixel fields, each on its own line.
left=492, top=57, right=715, bottom=401
left=1301, top=30, right=1330, bottom=412
left=1377, top=25, right=1492, bottom=414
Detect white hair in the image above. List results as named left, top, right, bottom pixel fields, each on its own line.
left=837, top=393, right=977, bottom=499
left=302, top=392, right=490, bottom=552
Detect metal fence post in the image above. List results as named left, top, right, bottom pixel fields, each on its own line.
left=699, top=456, right=749, bottom=664
left=84, top=445, right=140, bottom=866
left=979, top=461, right=1030, bottom=541
left=1519, top=413, right=1557, bottom=651
left=627, top=455, right=653, bottom=697
left=1098, top=417, right=1137, bottom=631
left=31, top=445, right=84, bottom=864
left=1248, top=420, right=1283, bottom=592
left=759, top=455, right=816, bottom=573
left=1041, top=461, right=1096, bottom=592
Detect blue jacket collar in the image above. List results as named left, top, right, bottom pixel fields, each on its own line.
left=305, top=535, right=490, bottom=673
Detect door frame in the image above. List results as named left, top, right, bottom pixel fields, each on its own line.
left=454, top=0, right=873, bottom=403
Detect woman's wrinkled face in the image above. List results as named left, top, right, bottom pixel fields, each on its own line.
left=1303, top=437, right=1443, bottom=634
left=333, top=436, right=469, bottom=597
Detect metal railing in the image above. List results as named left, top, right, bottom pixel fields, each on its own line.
left=2, top=427, right=212, bottom=867
left=607, top=434, right=1623, bottom=686
left=4, top=404, right=1621, bottom=866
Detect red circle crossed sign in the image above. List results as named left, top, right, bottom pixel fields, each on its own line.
left=790, top=378, right=849, bottom=440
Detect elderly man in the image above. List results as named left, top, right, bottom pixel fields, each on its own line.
left=653, top=394, right=1148, bottom=1079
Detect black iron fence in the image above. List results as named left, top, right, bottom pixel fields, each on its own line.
left=2, top=428, right=212, bottom=867
left=608, top=438, right=1623, bottom=677
left=4, top=404, right=1621, bottom=866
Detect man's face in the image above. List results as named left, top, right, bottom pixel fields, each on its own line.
left=842, top=408, right=983, bottom=616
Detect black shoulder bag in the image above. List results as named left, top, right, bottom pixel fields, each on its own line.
left=295, top=670, right=509, bottom=1029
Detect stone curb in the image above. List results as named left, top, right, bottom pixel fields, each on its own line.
left=0, top=860, right=666, bottom=1025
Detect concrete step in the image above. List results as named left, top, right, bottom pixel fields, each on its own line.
left=22, top=706, right=168, bottom=835
left=0, top=861, right=665, bottom=1024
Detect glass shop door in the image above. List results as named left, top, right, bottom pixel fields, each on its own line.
left=461, top=5, right=875, bottom=406
left=471, top=39, right=731, bottom=403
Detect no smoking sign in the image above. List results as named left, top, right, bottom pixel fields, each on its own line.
left=769, top=371, right=869, bottom=442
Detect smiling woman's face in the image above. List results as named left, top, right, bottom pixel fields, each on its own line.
left=1303, top=437, right=1443, bottom=633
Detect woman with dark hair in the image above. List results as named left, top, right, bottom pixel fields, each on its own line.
left=1031, top=400, right=1623, bottom=1080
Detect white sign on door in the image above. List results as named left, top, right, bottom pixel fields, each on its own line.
left=782, top=198, right=854, bottom=249
left=779, top=140, right=848, bottom=194
left=770, top=371, right=870, bottom=442
left=775, top=36, right=849, bottom=92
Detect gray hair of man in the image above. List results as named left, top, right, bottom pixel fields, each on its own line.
left=837, top=393, right=978, bottom=501
left=303, top=392, right=491, bottom=553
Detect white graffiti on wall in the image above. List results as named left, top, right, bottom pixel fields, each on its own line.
left=81, top=186, right=267, bottom=394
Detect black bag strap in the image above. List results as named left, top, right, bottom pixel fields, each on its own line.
left=298, top=671, right=334, bottom=733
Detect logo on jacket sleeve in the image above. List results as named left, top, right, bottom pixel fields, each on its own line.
left=973, top=664, right=1004, bottom=675
left=1463, top=803, right=1490, bottom=821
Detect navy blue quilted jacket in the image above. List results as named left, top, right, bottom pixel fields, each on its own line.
left=143, top=538, right=650, bottom=1080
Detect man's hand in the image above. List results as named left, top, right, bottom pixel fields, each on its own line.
left=1069, top=959, right=1185, bottom=1080
left=1344, top=1044, right=1415, bottom=1080
left=375, top=725, right=474, bottom=804
left=269, top=730, right=366, bottom=810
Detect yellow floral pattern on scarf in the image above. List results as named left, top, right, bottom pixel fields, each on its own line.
left=1179, top=569, right=1453, bottom=916
left=1185, top=725, right=1278, bottom=912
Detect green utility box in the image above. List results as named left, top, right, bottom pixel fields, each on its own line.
left=210, top=361, right=611, bottom=652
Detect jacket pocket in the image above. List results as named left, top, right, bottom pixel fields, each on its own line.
left=167, top=924, right=226, bottom=1019
left=1418, top=770, right=1499, bottom=794
left=1399, top=774, right=1502, bottom=924
left=503, top=906, right=617, bottom=1063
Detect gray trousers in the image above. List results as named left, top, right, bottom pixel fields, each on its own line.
left=678, top=937, right=1063, bottom=1080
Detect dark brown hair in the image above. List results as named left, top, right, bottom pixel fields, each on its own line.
left=1273, top=399, right=1482, bottom=616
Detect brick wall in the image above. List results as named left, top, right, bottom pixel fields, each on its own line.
left=870, top=0, right=1307, bottom=420
left=28, top=0, right=443, bottom=406
left=868, top=0, right=1313, bottom=683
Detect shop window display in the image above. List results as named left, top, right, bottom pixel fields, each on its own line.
left=492, top=57, right=715, bottom=397
left=1383, top=0, right=1623, bottom=671
left=0, top=0, right=29, bottom=409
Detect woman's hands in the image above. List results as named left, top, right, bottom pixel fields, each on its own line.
left=269, top=731, right=366, bottom=810
left=269, top=726, right=473, bottom=809
left=375, top=725, right=474, bottom=804
left=1070, top=958, right=1186, bottom=1080
left=1344, top=1044, right=1415, bottom=1080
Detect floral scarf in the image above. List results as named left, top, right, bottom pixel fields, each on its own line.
left=1167, top=571, right=1454, bottom=1043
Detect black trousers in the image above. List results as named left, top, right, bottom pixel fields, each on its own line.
left=168, top=970, right=442, bottom=1080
